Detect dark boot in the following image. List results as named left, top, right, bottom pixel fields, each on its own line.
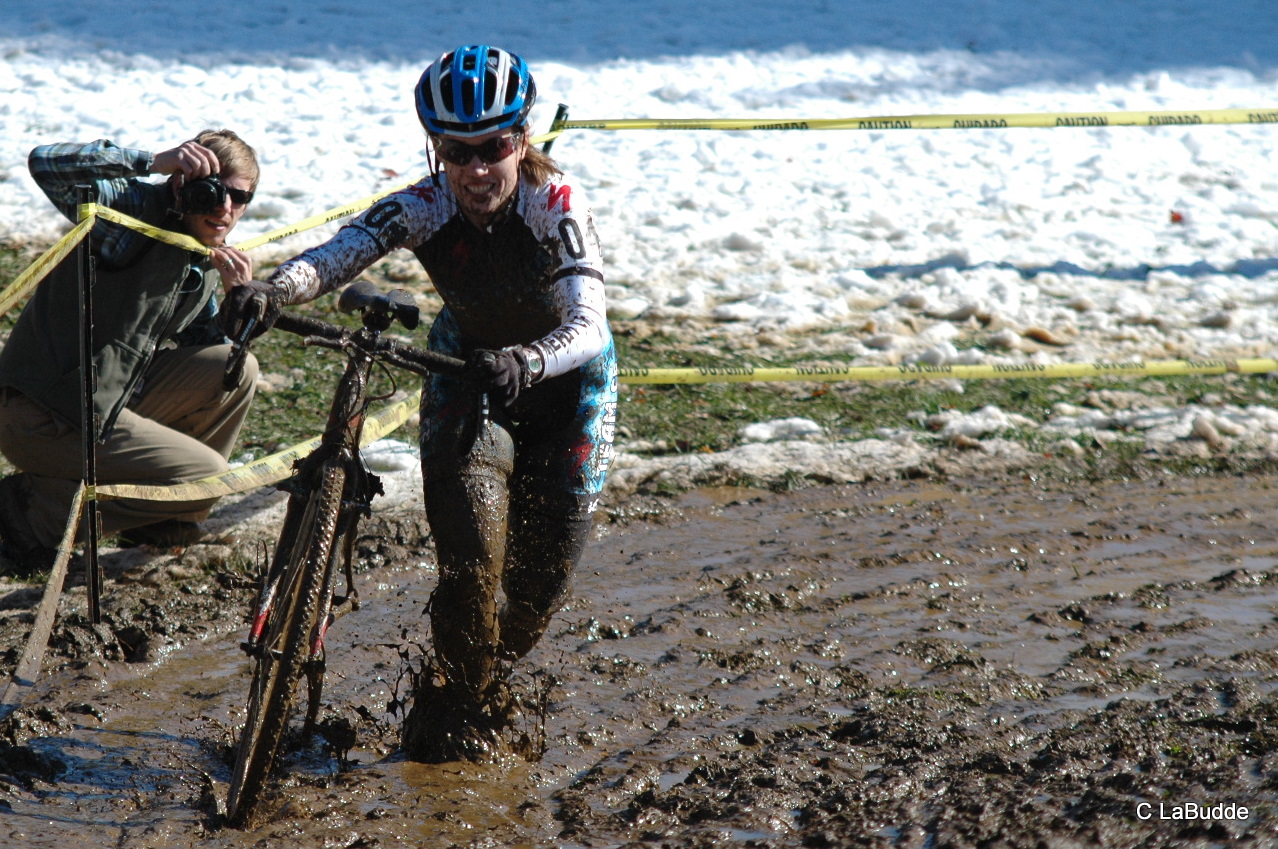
left=0, top=473, right=59, bottom=576
left=115, top=519, right=206, bottom=549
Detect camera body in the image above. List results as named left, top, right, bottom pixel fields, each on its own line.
left=178, top=175, right=227, bottom=215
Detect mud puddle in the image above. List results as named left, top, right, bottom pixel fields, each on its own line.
left=4, top=471, right=1278, bottom=847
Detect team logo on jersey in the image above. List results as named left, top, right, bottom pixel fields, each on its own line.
left=546, top=183, right=572, bottom=212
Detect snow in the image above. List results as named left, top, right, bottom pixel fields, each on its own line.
left=3, top=1, right=1278, bottom=484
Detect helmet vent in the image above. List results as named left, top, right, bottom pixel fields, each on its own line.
left=461, top=81, right=476, bottom=119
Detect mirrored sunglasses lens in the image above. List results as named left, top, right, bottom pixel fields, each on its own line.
left=436, top=136, right=518, bottom=165
left=435, top=140, right=473, bottom=165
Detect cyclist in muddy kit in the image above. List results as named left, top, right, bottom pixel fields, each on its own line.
left=223, top=45, right=617, bottom=760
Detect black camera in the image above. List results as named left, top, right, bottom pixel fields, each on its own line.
left=178, top=175, right=227, bottom=215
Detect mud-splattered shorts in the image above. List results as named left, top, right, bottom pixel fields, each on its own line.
left=417, top=308, right=617, bottom=518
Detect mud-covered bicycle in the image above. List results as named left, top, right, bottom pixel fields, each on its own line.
left=222, top=281, right=465, bottom=826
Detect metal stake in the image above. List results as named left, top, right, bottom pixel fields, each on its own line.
left=76, top=185, right=102, bottom=624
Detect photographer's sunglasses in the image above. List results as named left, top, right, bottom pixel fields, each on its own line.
left=432, top=133, right=521, bottom=166
left=226, top=187, right=254, bottom=206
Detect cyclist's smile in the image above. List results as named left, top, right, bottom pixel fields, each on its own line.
left=439, top=129, right=526, bottom=228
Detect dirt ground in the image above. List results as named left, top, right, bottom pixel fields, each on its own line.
left=3, top=462, right=1278, bottom=848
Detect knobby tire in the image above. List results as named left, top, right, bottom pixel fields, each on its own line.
left=226, top=462, right=346, bottom=826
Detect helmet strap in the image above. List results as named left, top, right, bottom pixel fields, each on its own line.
left=425, top=136, right=443, bottom=185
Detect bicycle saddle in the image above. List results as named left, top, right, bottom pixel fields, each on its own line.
left=338, top=280, right=421, bottom=330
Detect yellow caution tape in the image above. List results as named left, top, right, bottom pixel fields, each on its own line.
left=10, top=106, right=1278, bottom=507
left=234, top=181, right=417, bottom=252
left=87, top=204, right=210, bottom=254
left=95, top=392, right=420, bottom=502
left=619, top=357, right=1278, bottom=384
left=0, top=188, right=419, bottom=319
left=0, top=217, right=93, bottom=317
left=560, top=107, right=1278, bottom=133
left=95, top=356, right=1278, bottom=503
left=77, top=180, right=423, bottom=256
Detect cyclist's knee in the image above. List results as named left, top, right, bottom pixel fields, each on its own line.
left=499, top=598, right=553, bottom=661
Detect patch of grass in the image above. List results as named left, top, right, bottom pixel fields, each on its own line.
left=6, top=239, right=1278, bottom=487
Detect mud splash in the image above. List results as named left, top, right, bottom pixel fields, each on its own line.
left=3, top=471, right=1278, bottom=847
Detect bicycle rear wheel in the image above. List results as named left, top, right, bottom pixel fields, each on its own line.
left=226, top=461, right=346, bottom=826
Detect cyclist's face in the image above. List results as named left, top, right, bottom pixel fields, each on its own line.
left=183, top=171, right=253, bottom=247
left=438, top=129, right=526, bottom=226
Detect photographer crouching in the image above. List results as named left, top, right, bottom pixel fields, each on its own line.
left=0, top=131, right=262, bottom=573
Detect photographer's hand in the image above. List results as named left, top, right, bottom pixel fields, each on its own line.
left=152, top=141, right=220, bottom=183
left=210, top=246, right=254, bottom=292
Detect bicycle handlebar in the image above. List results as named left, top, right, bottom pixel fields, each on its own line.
left=274, top=311, right=467, bottom=377
left=222, top=282, right=469, bottom=394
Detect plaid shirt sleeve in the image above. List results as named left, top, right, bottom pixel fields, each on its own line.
left=28, top=139, right=159, bottom=266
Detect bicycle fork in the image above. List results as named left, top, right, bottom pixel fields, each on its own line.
left=300, top=502, right=369, bottom=737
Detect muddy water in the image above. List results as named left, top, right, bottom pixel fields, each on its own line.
left=5, top=472, right=1278, bottom=847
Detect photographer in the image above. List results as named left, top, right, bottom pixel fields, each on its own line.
left=0, top=131, right=261, bottom=573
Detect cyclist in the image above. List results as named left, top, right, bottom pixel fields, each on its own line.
left=225, top=45, right=616, bottom=760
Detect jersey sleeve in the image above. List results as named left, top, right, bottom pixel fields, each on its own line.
left=522, top=180, right=610, bottom=379
left=267, top=180, right=445, bottom=305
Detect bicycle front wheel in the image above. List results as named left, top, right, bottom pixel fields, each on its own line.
left=226, top=461, right=346, bottom=826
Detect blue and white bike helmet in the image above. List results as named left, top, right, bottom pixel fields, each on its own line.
left=415, top=45, right=537, bottom=138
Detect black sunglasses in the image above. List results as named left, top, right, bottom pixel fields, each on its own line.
left=432, top=133, right=522, bottom=166
left=179, top=176, right=254, bottom=214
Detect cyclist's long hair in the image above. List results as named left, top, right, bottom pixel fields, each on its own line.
left=519, top=133, right=562, bottom=185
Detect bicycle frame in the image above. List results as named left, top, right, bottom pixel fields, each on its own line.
left=242, top=317, right=382, bottom=668
left=227, top=283, right=465, bottom=825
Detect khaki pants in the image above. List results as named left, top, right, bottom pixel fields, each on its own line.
left=0, top=344, right=258, bottom=547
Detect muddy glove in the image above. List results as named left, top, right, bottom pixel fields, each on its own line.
left=466, top=347, right=541, bottom=406
left=220, top=280, right=283, bottom=340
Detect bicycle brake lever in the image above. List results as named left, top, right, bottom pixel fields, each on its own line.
left=223, top=297, right=265, bottom=390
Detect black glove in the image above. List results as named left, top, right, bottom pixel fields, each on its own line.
left=220, top=280, right=283, bottom=341
left=467, top=347, right=535, bottom=406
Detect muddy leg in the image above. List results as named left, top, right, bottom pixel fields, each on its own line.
left=499, top=502, right=593, bottom=661
left=423, top=470, right=506, bottom=699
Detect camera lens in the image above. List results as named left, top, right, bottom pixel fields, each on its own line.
left=180, top=176, right=226, bottom=215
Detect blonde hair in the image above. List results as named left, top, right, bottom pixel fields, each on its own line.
left=194, top=128, right=260, bottom=190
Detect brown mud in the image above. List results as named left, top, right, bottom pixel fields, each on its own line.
left=3, top=468, right=1278, bottom=847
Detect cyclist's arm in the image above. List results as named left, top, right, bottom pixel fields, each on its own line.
left=527, top=273, right=609, bottom=380
left=266, top=187, right=437, bottom=305
left=522, top=187, right=609, bottom=380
